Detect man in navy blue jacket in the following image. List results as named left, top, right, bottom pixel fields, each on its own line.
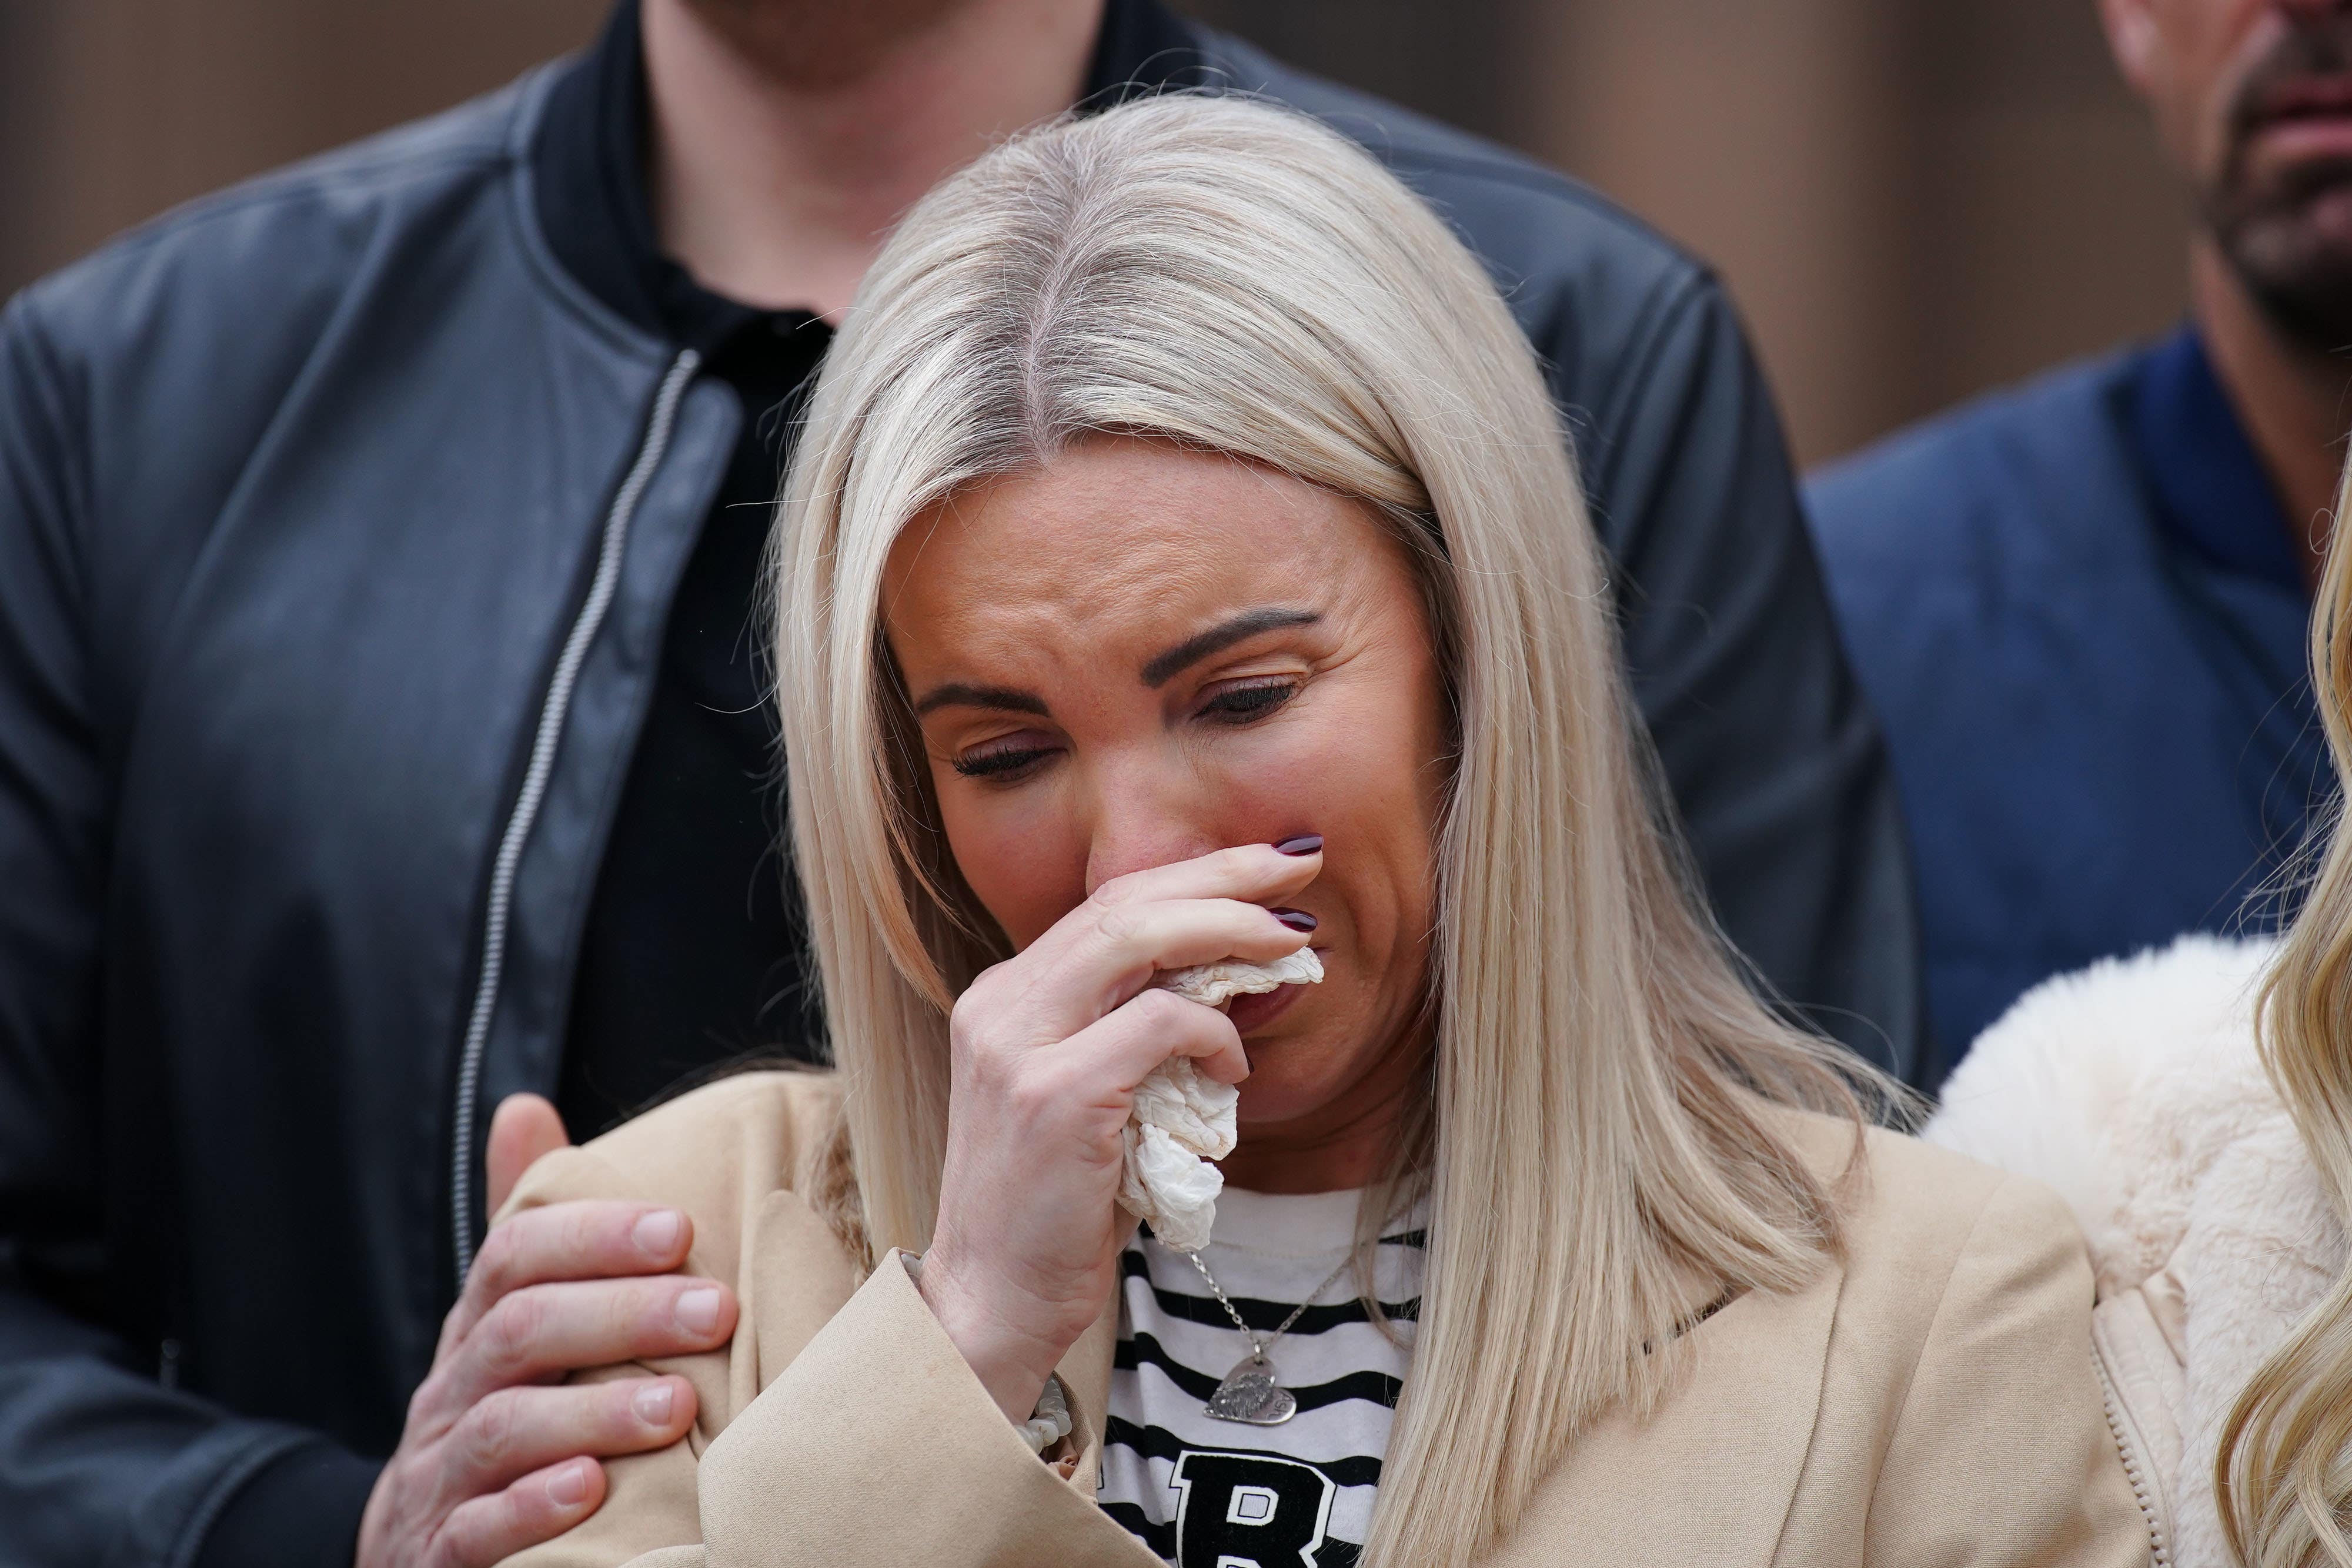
left=1809, top=0, right=2352, bottom=1077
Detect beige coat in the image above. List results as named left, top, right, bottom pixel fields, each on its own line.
left=1927, top=935, right=2347, bottom=1568
left=500, top=1071, right=2149, bottom=1568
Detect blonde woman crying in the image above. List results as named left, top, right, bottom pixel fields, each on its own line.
left=1929, top=447, right=2352, bottom=1568
left=495, top=95, right=2147, bottom=1568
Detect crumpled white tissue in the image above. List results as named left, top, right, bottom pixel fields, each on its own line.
left=1119, top=948, right=1324, bottom=1252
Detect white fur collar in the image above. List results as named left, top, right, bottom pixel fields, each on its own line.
left=1926, top=935, right=2344, bottom=1568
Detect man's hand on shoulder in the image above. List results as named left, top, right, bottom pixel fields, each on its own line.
left=354, top=1095, right=740, bottom=1568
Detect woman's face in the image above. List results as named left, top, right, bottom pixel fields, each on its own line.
left=883, top=436, right=1449, bottom=1180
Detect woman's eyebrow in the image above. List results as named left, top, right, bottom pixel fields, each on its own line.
left=1140, top=607, right=1322, bottom=688
left=911, top=682, right=1051, bottom=718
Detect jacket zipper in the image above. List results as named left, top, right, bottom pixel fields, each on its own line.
left=450, top=348, right=701, bottom=1283
left=2089, top=1315, right=2171, bottom=1568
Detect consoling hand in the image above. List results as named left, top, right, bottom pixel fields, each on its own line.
left=916, top=842, right=1319, bottom=1424
left=353, top=1095, right=741, bottom=1567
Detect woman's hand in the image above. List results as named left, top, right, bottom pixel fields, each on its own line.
left=916, top=841, right=1322, bottom=1423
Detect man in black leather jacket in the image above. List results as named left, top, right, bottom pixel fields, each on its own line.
left=0, top=0, right=1923, bottom=1562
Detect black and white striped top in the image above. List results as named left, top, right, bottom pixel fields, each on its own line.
left=1100, top=1187, right=1426, bottom=1568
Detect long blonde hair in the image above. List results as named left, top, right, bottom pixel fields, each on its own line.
left=2223, top=454, right=2352, bottom=1568
left=774, top=93, right=1871, bottom=1567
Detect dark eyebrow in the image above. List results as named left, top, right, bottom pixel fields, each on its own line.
left=911, top=682, right=1051, bottom=718
left=1141, top=608, right=1322, bottom=688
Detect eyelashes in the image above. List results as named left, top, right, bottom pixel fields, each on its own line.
left=951, top=743, right=1054, bottom=780
left=1197, top=677, right=1298, bottom=723
left=947, top=677, right=1302, bottom=781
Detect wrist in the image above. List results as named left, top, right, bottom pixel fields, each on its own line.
left=909, top=1248, right=1068, bottom=1425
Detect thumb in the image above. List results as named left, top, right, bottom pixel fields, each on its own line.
left=486, top=1093, right=571, bottom=1218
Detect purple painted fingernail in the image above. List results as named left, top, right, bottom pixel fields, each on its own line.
left=1274, top=835, right=1322, bottom=855
left=1270, top=908, right=1318, bottom=932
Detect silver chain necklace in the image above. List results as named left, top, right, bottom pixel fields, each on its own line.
left=1180, top=1245, right=1361, bottom=1427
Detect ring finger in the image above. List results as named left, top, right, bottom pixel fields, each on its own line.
left=445, top=1275, right=735, bottom=1410
left=432, top=1375, right=696, bottom=1514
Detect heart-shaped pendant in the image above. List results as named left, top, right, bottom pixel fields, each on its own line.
left=1204, top=1355, right=1299, bottom=1425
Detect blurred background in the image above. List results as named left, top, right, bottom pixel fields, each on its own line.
left=0, top=0, right=2188, bottom=467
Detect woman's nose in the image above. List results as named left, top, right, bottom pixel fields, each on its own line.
left=1079, top=770, right=1224, bottom=898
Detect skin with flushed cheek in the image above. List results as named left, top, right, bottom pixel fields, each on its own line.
left=881, top=435, right=1451, bottom=1192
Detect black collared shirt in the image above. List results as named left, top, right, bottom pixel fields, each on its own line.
left=532, top=0, right=1205, bottom=1135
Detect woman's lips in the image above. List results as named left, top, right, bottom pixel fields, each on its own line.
left=1227, top=976, right=1311, bottom=1038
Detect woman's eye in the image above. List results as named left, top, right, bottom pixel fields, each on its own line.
left=951, top=743, right=1057, bottom=780
left=1198, top=678, right=1299, bottom=724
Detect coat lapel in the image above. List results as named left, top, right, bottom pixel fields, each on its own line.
left=1489, top=1266, right=1842, bottom=1566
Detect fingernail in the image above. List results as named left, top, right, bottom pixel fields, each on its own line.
left=676, top=1286, right=724, bottom=1335
left=1269, top=908, right=1318, bottom=932
left=547, top=1459, right=593, bottom=1507
left=1274, top=834, right=1322, bottom=855
left=632, top=1380, right=676, bottom=1425
left=633, top=1209, right=683, bottom=1258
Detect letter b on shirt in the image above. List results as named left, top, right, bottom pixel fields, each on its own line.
left=1171, top=1450, right=1337, bottom=1567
